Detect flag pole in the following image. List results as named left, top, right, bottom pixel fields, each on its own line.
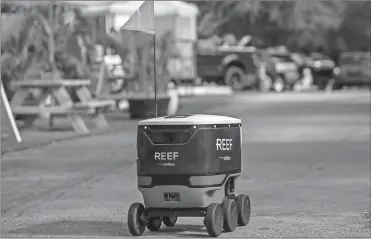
left=153, top=32, right=158, bottom=117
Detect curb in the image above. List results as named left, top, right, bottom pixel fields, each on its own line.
left=175, top=85, right=233, bottom=96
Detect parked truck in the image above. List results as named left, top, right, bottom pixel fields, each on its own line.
left=196, top=46, right=259, bottom=91
left=333, top=52, right=371, bottom=89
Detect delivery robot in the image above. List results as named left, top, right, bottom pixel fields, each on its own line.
left=128, top=114, right=251, bottom=237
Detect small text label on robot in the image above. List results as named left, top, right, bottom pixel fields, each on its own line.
left=154, top=152, right=179, bottom=161
left=220, top=156, right=231, bottom=161
left=216, top=139, right=233, bottom=151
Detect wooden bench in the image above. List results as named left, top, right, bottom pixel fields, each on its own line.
left=12, top=79, right=91, bottom=88
left=10, top=79, right=115, bottom=135
left=73, top=99, right=115, bottom=114
left=12, top=100, right=115, bottom=134
left=72, top=100, right=115, bottom=130
left=12, top=100, right=114, bottom=115
left=12, top=105, right=72, bottom=116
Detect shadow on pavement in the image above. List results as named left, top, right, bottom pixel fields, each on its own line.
left=6, top=220, right=209, bottom=237
left=147, top=224, right=209, bottom=238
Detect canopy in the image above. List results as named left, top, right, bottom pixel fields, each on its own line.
left=82, top=1, right=199, bottom=18
left=2, top=1, right=114, bottom=7
left=80, top=1, right=199, bottom=33
left=161, top=1, right=199, bottom=17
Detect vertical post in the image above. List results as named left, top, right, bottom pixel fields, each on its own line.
left=48, top=2, right=56, bottom=129
left=153, top=34, right=158, bottom=118
left=1, top=83, right=22, bottom=143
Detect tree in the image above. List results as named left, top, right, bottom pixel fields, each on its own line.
left=337, top=1, right=371, bottom=51
left=192, top=0, right=263, bottom=38
left=1, top=2, right=99, bottom=99
left=190, top=0, right=350, bottom=54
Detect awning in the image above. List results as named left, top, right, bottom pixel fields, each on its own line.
left=81, top=1, right=199, bottom=18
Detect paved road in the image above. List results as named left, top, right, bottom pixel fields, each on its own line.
left=1, top=94, right=232, bottom=155
left=1, top=91, right=370, bottom=237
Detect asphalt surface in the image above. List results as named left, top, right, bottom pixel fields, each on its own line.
left=1, top=90, right=370, bottom=238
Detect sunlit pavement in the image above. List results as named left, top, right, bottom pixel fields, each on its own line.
left=1, top=90, right=370, bottom=237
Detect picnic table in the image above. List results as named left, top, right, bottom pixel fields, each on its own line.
left=10, top=79, right=115, bottom=135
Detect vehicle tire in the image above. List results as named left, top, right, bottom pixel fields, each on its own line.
left=224, top=66, right=244, bottom=91
left=236, top=194, right=251, bottom=226
left=163, top=216, right=177, bottom=227
left=261, top=75, right=273, bottom=92
left=147, top=217, right=162, bottom=231
left=222, top=198, right=238, bottom=232
left=332, top=82, right=343, bottom=91
left=316, top=77, right=328, bottom=91
left=128, top=203, right=146, bottom=236
left=288, top=83, right=296, bottom=91
left=318, top=83, right=326, bottom=91
left=272, top=76, right=286, bottom=93
left=205, top=203, right=224, bottom=237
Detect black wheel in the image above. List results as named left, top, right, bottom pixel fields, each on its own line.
left=128, top=203, right=146, bottom=236
left=163, top=216, right=177, bottom=227
left=316, top=77, right=328, bottom=91
left=222, top=198, right=238, bottom=232
left=318, top=83, right=326, bottom=90
left=287, top=83, right=296, bottom=91
left=332, top=82, right=343, bottom=90
left=229, top=194, right=237, bottom=201
left=262, top=75, right=273, bottom=92
left=236, top=194, right=251, bottom=226
left=147, top=217, right=162, bottom=231
left=205, top=203, right=224, bottom=237
left=225, top=66, right=244, bottom=91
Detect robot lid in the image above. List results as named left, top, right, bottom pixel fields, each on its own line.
left=138, top=114, right=241, bottom=126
